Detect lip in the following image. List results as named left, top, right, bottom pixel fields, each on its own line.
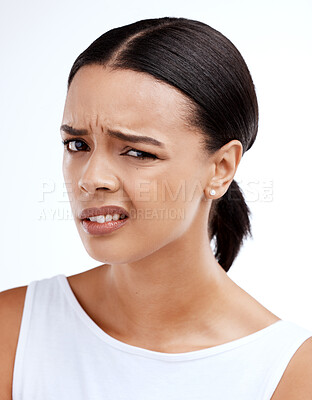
left=79, top=205, right=130, bottom=220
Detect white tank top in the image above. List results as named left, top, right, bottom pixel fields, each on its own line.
left=13, top=274, right=312, bottom=400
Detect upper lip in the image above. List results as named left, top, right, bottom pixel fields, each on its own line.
left=79, top=205, right=130, bottom=220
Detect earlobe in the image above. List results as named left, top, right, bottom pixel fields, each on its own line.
left=203, top=186, right=220, bottom=200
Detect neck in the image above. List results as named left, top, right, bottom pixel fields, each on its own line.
left=96, top=220, right=233, bottom=345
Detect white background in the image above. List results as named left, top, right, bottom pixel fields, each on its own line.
left=0, top=0, right=311, bottom=329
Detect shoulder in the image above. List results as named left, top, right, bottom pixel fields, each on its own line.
left=0, top=285, right=28, bottom=400
left=271, top=335, right=312, bottom=399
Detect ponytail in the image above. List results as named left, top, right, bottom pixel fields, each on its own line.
left=209, top=180, right=252, bottom=272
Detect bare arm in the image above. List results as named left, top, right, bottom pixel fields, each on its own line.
left=0, top=286, right=27, bottom=400
left=271, top=336, right=312, bottom=399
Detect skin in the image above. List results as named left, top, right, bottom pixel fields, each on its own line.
left=1, top=64, right=311, bottom=400
left=60, top=64, right=280, bottom=352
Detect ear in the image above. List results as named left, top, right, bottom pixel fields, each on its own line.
left=204, top=140, right=243, bottom=199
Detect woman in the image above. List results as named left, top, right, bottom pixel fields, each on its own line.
left=1, top=16, right=312, bottom=399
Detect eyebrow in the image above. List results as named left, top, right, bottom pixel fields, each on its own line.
left=60, top=124, right=165, bottom=148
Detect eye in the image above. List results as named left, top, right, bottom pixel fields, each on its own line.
left=122, top=148, right=158, bottom=160
left=62, top=139, right=89, bottom=152
left=62, top=139, right=158, bottom=161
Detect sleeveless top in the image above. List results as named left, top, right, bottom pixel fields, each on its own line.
left=12, top=274, right=312, bottom=400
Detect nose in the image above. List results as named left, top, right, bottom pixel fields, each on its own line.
left=78, top=153, right=120, bottom=195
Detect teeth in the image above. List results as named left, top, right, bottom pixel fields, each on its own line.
left=88, top=213, right=125, bottom=223
left=89, top=215, right=105, bottom=223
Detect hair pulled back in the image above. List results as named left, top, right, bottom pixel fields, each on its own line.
left=67, top=17, right=259, bottom=272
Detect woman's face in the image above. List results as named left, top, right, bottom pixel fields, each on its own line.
left=61, top=65, right=214, bottom=264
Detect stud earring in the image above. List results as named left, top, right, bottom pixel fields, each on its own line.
left=210, top=189, right=216, bottom=196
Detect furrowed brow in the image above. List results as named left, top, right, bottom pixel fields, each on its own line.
left=60, top=124, right=165, bottom=148
left=60, top=125, right=88, bottom=136
left=106, top=129, right=164, bottom=148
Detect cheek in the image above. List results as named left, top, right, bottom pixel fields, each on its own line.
left=62, top=155, right=75, bottom=181
left=62, top=158, right=76, bottom=200
left=126, top=168, right=205, bottom=233
left=149, top=168, right=205, bottom=208
left=62, top=157, right=89, bottom=210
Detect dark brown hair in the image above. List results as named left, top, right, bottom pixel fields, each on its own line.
left=67, top=17, right=258, bottom=272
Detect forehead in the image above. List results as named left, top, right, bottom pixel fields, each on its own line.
left=63, top=65, right=199, bottom=141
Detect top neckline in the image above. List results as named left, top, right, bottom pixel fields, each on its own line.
left=56, top=274, right=285, bottom=362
